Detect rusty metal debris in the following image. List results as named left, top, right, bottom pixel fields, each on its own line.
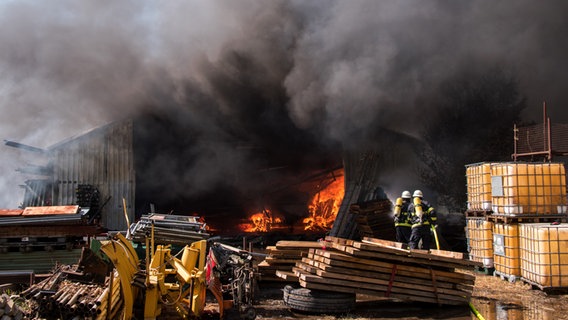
left=128, top=213, right=210, bottom=245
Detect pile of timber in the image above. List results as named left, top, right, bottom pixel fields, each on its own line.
left=0, top=293, right=25, bottom=320
left=288, top=236, right=481, bottom=306
left=21, top=266, right=124, bottom=319
left=129, top=213, right=210, bottom=245
left=258, top=240, right=324, bottom=282
left=349, top=200, right=396, bottom=241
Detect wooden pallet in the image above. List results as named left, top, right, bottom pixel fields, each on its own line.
left=465, top=210, right=492, bottom=218
left=473, top=266, right=495, bottom=275
left=487, top=214, right=567, bottom=224
left=520, top=277, right=568, bottom=294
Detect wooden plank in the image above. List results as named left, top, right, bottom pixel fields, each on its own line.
left=298, top=272, right=468, bottom=304
left=275, top=241, right=322, bottom=249
left=275, top=270, right=299, bottom=281
left=409, top=250, right=482, bottom=268
left=359, top=237, right=480, bottom=268
left=306, top=255, right=473, bottom=292
left=313, top=269, right=471, bottom=299
left=264, top=257, right=299, bottom=264
left=294, top=263, right=319, bottom=274
left=429, top=249, right=465, bottom=260
left=336, top=244, right=470, bottom=271
left=306, top=261, right=464, bottom=290
left=361, top=237, right=406, bottom=249
left=298, top=280, right=467, bottom=306
left=313, top=250, right=474, bottom=283
left=266, top=250, right=303, bottom=256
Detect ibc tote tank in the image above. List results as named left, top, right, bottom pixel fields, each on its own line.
left=465, top=162, right=493, bottom=211
left=490, top=162, right=567, bottom=215
left=466, top=218, right=494, bottom=268
left=493, top=222, right=521, bottom=279
left=520, top=223, right=568, bottom=289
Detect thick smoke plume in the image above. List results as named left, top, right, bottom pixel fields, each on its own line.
left=1, top=1, right=568, bottom=209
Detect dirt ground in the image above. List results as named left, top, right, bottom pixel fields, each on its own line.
left=209, top=271, right=568, bottom=320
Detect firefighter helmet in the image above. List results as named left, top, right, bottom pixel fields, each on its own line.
left=401, top=190, right=411, bottom=199
left=413, top=190, right=423, bottom=198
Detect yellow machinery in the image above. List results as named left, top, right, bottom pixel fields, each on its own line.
left=99, top=233, right=208, bottom=319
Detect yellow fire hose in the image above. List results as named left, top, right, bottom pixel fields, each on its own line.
left=426, top=221, right=483, bottom=320
left=469, top=301, right=486, bottom=320
left=431, top=225, right=440, bottom=250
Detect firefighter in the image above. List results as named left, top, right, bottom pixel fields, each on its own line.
left=393, top=190, right=412, bottom=246
left=407, top=190, right=437, bottom=250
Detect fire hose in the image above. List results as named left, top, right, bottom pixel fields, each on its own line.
left=431, top=225, right=440, bottom=250
left=469, top=301, right=486, bottom=320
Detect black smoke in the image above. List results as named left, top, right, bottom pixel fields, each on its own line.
left=1, top=1, right=568, bottom=211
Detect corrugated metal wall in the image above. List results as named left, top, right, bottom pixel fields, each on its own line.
left=50, top=120, right=135, bottom=231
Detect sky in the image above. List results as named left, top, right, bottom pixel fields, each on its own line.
left=1, top=0, right=568, bottom=208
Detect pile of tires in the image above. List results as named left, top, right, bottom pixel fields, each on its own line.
left=282, top=285, right=356, bottom=314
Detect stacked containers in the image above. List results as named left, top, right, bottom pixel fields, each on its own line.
left=520, top=223, right=568, bottom=289
left=490, top=162, right=567, bottom=281
left=465, top=162, right=567, bottom=284
left=465, top=163, right=494, bottom=269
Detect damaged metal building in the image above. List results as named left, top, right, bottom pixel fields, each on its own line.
left=11, top=120, right=135, bottom=231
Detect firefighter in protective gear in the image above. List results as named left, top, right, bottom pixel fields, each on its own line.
left=393, top=190, right=412, bottom=245
left=407, top=190, right=437, bottom=250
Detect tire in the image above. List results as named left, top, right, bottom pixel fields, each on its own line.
left=282, top=285, right=355, bottom=314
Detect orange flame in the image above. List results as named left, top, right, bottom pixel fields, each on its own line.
left=239, top=209, right=282, bottom=233
left=304, top=174, right=344, bottom=231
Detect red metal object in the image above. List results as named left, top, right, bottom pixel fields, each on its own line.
left=22, top=205, right=80, bottom=216
left=0, top=209, right=24, bottom=217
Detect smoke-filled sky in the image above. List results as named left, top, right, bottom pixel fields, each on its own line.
left=1, top=0, right=568, bottom=208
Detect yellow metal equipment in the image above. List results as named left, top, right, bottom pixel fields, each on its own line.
left=145, top=240, right=207, bottom=319
left=99, top=233, right=208, bottom=320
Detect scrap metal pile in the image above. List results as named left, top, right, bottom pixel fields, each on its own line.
left=128, top=213, right=210, bottom=245
left=207, top=242, right=258, bottom=320
left=19, top=264, right=124, bottom=319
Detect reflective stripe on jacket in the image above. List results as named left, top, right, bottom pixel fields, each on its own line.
left=394, top=199, right=412, bottom=227
left=408, top=200, right=437, bottom=228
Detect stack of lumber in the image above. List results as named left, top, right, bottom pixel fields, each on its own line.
left=349, top=200, right=396, bottom=241
left=288, top=236, right=481, bottom=306
left=258, top=240, right=324, bottom=282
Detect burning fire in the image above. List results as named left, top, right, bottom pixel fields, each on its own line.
left=304, top=174, right=345, bottom=231
left=240, top=209, right=283, bottom=233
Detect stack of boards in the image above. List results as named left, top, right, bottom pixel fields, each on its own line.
left=349, top=200, right=397, bottom=240
left=277, top=236, right=481, bottom=305
left=257, top=240, right=324, bottom=282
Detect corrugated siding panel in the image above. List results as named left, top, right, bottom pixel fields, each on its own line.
left=51, top=120, right=135, bottom=231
